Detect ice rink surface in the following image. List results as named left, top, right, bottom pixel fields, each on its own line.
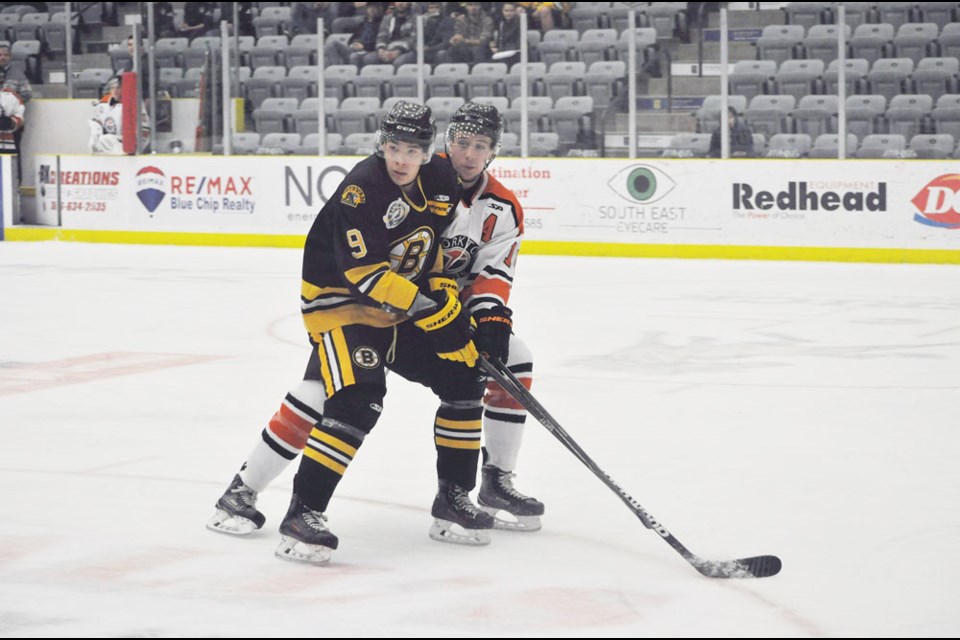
left=1, top=241, right=958, bottom=638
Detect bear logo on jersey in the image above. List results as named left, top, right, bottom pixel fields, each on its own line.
left=441, top=235, right=480, bottom=275
left=341, top=185, right=365, bottom=208
left=383, top=198, right=410, bottom=229
left=389, top=227, right=434, bottom=278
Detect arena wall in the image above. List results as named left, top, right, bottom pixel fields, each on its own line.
left=7, top=153, right=960, bottom=264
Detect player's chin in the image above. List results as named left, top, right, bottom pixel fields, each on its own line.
left=461, top=168, right=482, bottom=182
left=389, top=169, right=416, bottom=185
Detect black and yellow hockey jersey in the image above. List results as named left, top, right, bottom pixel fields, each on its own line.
left=300, top=154, right=461, bottom=339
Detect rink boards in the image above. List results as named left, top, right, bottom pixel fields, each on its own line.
left=5, top=154, right=960, bottom=264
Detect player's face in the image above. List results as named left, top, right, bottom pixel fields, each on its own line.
left=382, top=140, right=427, bottom=187
left=447, top=133, right=494, bottom=183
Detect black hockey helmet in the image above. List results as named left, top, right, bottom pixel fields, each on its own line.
left=375, top=100, right=436, bottom=163
left=445, top=100, right=504, bottom=164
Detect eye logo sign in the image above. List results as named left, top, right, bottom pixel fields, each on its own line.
left=136, top=165, right=167, bottom=213
left=912, top=174, right=960, bottom=229
left=608, top=165, right=677, bottom=204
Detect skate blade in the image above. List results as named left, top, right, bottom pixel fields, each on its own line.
left=206, top=509, right=259, bottom=536
left=479, top=505, right=542, bottom=532
left=274, top=535, right=333, bottom=565
left=429, top=518, right=492, bottom=546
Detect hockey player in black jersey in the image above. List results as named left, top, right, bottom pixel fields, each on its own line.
left=208, top=102, right=543, bottom=550
left=213, top=101, right=494, bottom=565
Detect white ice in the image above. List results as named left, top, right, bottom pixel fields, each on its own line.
left=1, top=241, right=959, bottom=638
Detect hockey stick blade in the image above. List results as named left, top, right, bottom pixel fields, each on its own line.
left=478, top=356, right=782, bottom=579
left=691, top=554, right=782, bottom=579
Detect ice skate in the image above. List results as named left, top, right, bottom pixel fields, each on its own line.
left=274, top=493, right=339, bottom=566
left=206, top=474, right=266, bottom=536
left=478, top=464, right=544, bottom=532
left=429, top=480, right=494, bottom=546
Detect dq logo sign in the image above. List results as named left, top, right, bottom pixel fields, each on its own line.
left=136, top=165, right=167, bottom=213
left=912, top=174, right=960, bottom=229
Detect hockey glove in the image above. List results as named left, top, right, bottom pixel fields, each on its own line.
left=423, top=274, right=459, bottom=297
left=412, top=287, right=479, bottom=367
left=473, top=306, right=513, bottom=363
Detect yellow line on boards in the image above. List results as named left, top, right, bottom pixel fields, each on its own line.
left=5, top=228, right=959, bottom=264
left=520, top=241, right=960, bottom=265
left=4, top=227, right=305, bottom=248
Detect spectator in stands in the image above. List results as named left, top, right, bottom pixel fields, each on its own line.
left=708, top=106, right=755, bottom=158
left=364, top=1, right=417, bottom=68
left=179, top=2, right=217, bottom=40
left=490, top=2, right=522, bottom=64
left=219, top=2, right=257, bottom=38
left=114, top=36, right=170, bottom=133
left=142, top=2, right=177, bottom=39
left=328, top=2, right=370, bottom=20
left=114, top=36, right=150, bottom=95
left=333, top=2, right=369, bottom=19
left=0, top=43, right=31, bottom=182
left=325, top=2, right=384, bottom=66
left=448, top=1, right=495, bottom=64
left=290, top=2, right=339, bottom=37
left=557, top=2, right=574, bottom=29
left=423, top=1, right=459, bottom=64
left=516, top=2, right=560, bottom=32
left=0, top=44, right=32, bottom=104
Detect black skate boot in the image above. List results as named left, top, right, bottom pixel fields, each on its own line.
left=478, top=464, right=544, bottom=532
left=206, top=474, right=266, bottom=536
left=429, top=479, right=495, bottom=546
left=274, top=493, right=339, bottom=566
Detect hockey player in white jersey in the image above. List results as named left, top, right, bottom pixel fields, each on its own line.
left=88, top=76, right=150, bottom=154
left=88, top=78, right=125, bottom=154
left=438, top=101, right=543, bottom=531
left=0, top=87, right=25, bottom=154
left=207, top=101, right=543, bottom=536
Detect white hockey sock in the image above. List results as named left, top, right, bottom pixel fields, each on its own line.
left=482, top=416, right=525, bottom=472
left=239, top=432, right=298, bottom=493
left=237, top=380, right=325, bottom=492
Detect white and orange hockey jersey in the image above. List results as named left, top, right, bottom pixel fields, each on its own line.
left=0, top=88, right=25, bottom=153
left=441, top=169, right=524, bottom=314
left=92, top=98, right=123, bottom=136
left=89, top=97, right=124, bottom=154
left=89, top=93, right=150, bottom=154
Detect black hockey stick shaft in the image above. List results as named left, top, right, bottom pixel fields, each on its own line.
left=478, top=356, right=781, bottom=579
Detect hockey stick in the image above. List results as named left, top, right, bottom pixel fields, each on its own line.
left=478, top=355, right=782, bottom=579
